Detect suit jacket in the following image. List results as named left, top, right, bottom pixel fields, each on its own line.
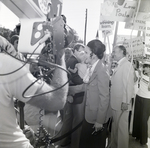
left=110, top=58, right=134, bottom=111
left=67, top=55, right=84, bottom=104
left=66, top=55, right=83, bottom=85
left=85, top=60, right=110, bottom=124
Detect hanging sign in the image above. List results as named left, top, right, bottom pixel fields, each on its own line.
left=121, top=36, right=144, bottom=58
left=101, top=0, right=137, bottom=22
left=138, top=0, right=150, bottom=13
left=145, top=21, right=150, bottom=55
left=102, top=30, right=113, bottom=38
left=125, top=19, right=146, bottom=31
left=116, top=35, right=136, bottom=44
left=135, top=12, right=150, bottom=22
left=99, top=16, right=115, bottom=31
left=99, top=4, right=115, bottom=31
left=125, top=0, right=150, bottom=31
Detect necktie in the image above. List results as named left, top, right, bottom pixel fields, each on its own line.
left=83, top=65, right=92, bottom=83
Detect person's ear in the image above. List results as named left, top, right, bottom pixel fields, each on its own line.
left=90, top=52, right=93, bottom=58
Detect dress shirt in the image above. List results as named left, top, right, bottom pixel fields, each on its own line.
left=83, top=59, right=99, bottom=83
left=117, top=57, right=126, bottom=66
left=90, top=59, right=99, bottom=76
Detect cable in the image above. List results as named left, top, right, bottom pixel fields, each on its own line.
left=22, top=59, right=71, bottom=98
left=50, top=121, right=83, bottom=144
left=0, top=43, right=41, bottom=76
left=0, top=29, right=51, bottom=76
left=0, top=30, right=73, bottom=98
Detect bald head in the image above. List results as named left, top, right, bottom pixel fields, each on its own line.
left=113, top=45, right=126, bottom=61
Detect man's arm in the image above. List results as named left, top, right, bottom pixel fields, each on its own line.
left=0, top=35, right=68, bottom=112
left=69, top=84, right=86, bottom=95
left=122, top=63, right=134, bottom=110
left=27, top=53, right=68, bottom=111
left=66, top=56, right=83, bottom=85
left=68, top=66, right=77, bottom=73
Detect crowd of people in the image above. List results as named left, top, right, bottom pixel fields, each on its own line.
left=0, top=24, right=150, bottom=148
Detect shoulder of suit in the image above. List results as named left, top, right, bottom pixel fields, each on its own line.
left=96, top=61, right=107, bottom=72
left=119, top=58, right=129, bottom=65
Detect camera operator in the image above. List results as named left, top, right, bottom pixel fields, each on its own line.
left=0, top=35, right=68, bottom=148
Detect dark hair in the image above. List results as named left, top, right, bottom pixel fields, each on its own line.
left=15, top=23, right=21, bottom=35
left=72, top=43, right=85, bottom=53
left=87, top=39, right=105, bottom=59
left=10, top=35, right=19, bottom=45
left=118, top=45, right=126, bottom=56
left=143, top=64, right=150, bottom=68
left=65, top=48, right=72, bottom=51
left=143, top=64, right=150, bottom=75
left=61, top=15, right=67, bottom=23
left=133, top=60, right=139, bottom=69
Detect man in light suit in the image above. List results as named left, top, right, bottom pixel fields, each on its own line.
left=78, top=39, right=110, bottom=148
left=110, top=45, right=134, bottom=148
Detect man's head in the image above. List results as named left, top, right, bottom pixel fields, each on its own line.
left=10, top=35, right=19, bottom=51
left=0, top=35, right=17, bottom=57
left=113, top=45, right=126, bottom=62
left=61, top=15, right=67, bottom=24
left=143, top=61, right=150, bottom=75
left=84, top=39, right=105, bottom=64
left=133, top=60, right=139, bottom=70
left=65, top=48, right=72, bottom=61
left=15, top=23, right=21, bottom=35
left=72, top=43, right=85, bottom=59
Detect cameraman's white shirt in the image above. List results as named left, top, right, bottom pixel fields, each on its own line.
left=0, top=53, right=38, bottom=148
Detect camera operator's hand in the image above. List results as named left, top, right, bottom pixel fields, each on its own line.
left=69, top=84, right=84, bottom=96
left=121, top=102, right=128, bottom=111
left=39, top=30, right=51, bottom=45
left=93, top=122, right=103, bottom=133
left=67, top=95, right=73, bottom=103
left=23, top=125, right=35, bottom=146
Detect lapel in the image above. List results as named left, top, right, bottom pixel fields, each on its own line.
left=89, top=60, right=101, bottom=81
left=113, top=58, right=127, bottom=75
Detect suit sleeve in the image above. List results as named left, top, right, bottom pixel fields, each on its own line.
left=96, top=66, right=110, bottom=124
left=122, top=63, right=134, bottom=104
left=67, top=57, right=83, bottom=85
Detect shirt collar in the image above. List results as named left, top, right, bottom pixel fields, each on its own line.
left=117, top=57, right=126, bottom=65
left=90, top=59, right=99, bottom=72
